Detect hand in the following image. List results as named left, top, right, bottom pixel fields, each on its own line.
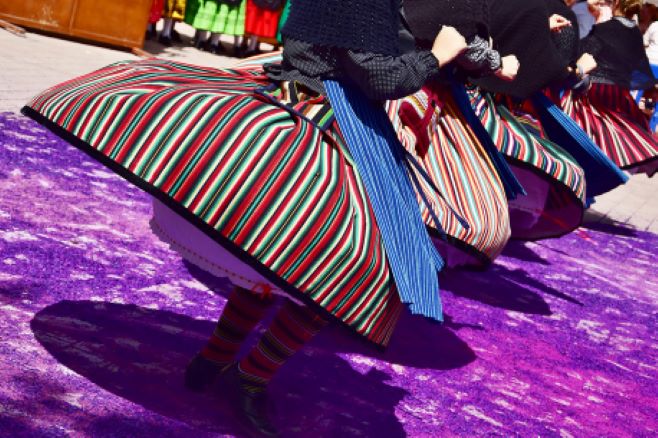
left=432, top=26, right=467, bottom=67
left=549, top=14, right=572, bottom=32
left=588, top=0, right=613, bottom=23
left=495, top=55, right=520, bottom=81
left=576, top=53, right=597, bottom=75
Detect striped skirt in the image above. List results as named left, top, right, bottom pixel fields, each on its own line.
left=184, top=0, right=246, bottom=35
left=22, top=59, right=403, bottom=347
left=236, top=54, right=509, bottom=265
left=469, top=89, right=586, bottom=240
left=386, top=86, right=511, bottom=267
left=560, top=83, right=658, bottom=176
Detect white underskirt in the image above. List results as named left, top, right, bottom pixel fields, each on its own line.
left=150, top=199, right=291, bottom=299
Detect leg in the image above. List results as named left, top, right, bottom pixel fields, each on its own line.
left=185, top=286, right=275, bottom=391
left=230, top=300, right=327, bottom=436
left=159, top=18, right=174, bottom=46
left=238, top=300, right=327, bottom=393
left=207, top=32, right=225, bottom=54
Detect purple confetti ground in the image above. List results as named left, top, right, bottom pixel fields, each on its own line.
left=0, top=112, right=656, bottom=437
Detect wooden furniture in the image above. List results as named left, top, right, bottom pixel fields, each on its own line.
left=0, top=0, right=152, bottom=50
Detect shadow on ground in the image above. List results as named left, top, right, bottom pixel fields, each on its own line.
left=30, top=298, right=475, bottom=437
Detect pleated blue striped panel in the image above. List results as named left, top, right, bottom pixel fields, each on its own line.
left=324, top=80, right=444, bottom=322
left=532, top=92, right=628, bottom=198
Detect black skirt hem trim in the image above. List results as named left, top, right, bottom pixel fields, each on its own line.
left=21, top=105, right=390, bottom=350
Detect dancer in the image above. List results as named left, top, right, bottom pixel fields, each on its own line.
left=22, top=0, right=468, bottom=435
left=533, top=0, right=628, bottom=201
left=244, top=0, right=286, bottom=56
left=233, top=0, right=517, bottom=267
left=467, top=0, right=623, bottom=239
left=447, top=0, right=588, bottom=239
left=185, top=0, right=247, bottom=55
left=159, top=0, right=186, bottom=46
left=562, top=0, right=658, bottom=176
left=382, top=0, right=519, bottom=267
left=146, top=0, right=164, bottom=41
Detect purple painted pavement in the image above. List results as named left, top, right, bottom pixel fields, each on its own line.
left=0, top=111, right=657, bottom=437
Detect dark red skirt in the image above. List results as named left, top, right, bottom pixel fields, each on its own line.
left=561, top=83, right=658, bottom=176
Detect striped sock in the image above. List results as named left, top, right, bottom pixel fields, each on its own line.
left=200, top=287, right=275, bottom=367
left=238, top=300, right=327, bottom=393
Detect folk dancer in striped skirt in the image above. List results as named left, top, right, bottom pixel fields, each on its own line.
left=468, top=0, right=602, bottom=240
left=382, top=0, right=520, bottom=268
left=560, top=0, right=658, bottom=177
left=537, top=0, right=628, bottom=201
left=22, top=0, right=469, bottom=435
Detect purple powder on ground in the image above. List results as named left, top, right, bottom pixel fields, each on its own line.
left=0, top=112, right=656, bottom=437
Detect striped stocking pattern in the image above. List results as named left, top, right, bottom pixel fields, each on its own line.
left=201, top=287, right=275, bottom=367
left=238, top=300, right=327, bottom=393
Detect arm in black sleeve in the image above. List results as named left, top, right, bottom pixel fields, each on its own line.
left=456, top=35, right=502, bottom=76
left=338, top=49, right=441, bottom=101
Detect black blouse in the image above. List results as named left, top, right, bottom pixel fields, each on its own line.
left=264, top=38, right=440, bottom=101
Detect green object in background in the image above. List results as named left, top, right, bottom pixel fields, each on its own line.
left=276, top=0, right=291, bottom=43
left=184, top=0, right=247, bottom=36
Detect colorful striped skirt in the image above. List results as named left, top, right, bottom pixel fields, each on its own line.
left=245, top=0, right=283, bottom=39
left=22, top=59, right=404, bottom=347
left=469, top=89, right=586, bottom=240
left=235, top=54, right=509, bottom=266
left=386, top=86, right=511, bottom=267
left=560, top=83, right=658, bottom=176
left=184, top=0, right=246, bottom=35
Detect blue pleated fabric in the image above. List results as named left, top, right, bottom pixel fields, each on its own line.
left=451, top=83, right=527, bottom=200
left=531, top=92, right=628, bottom=198
left=324, top=80, right=445, bottom=322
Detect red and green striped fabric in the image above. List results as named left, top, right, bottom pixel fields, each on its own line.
left=386, top=86, right=511, bottom=266
left=470, top=89, right=586, bottom=202
left=468, top=88, right=586, bottom=239
left=560, top=84, right=658, bottom=174
left=25, top=59, right=403, bottom=346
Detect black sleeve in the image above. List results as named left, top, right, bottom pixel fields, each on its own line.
left=456, top=35, right=502, bottom=76
left=339, top=49, right=441, bottom=101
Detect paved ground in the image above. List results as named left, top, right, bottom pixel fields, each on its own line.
left=1, top=25, right=655, bottom=233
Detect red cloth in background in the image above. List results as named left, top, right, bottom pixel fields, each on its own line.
left=245, top=0, right=283, bottom=38
left=149, top=0, right=164, bottom=24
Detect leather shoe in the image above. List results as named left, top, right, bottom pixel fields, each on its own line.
left=221, top=363, right=280, bottom=438
left=184, top=353, right=225, bottom=392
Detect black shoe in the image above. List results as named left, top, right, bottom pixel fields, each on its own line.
left=171, top=29, right=183, bottom=43
left=243, top=49, right=263, bottom=59
left=193, top=37, right=208, bottom=50
left=206, top=43, right=226, bottom=55
left=145, top=24, right=157, bottom=41
left=158, top=34, right=172, bottom=47
left=233, top=45, right=245, bottom=58
left=184, top=353, right=225, bottom=392
left=221, top=364, right=280, bottom=437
